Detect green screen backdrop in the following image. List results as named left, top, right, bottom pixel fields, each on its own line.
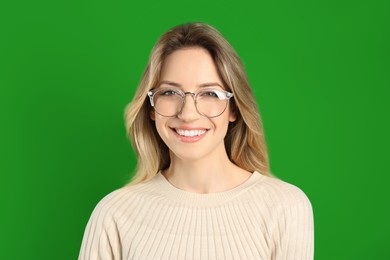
left=1, top=0, right=389, bottom=259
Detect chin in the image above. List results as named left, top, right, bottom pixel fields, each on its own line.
left=170, top=149, right=212, bottom=163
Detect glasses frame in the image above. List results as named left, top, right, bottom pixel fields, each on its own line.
left=147, top=87, right=234, bottom=118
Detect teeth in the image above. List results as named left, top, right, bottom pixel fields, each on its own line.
left=176, top=129, right=207, bottom=137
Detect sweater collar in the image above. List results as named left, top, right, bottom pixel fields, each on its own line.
left=151, top=171, right=265, bottom=207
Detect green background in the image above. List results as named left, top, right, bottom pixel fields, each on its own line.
left=1, top=0, right=389, bottom=259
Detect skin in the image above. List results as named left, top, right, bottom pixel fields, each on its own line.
left=151, top=47, right=251, bottom=194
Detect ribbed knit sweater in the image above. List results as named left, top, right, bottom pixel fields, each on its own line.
left=79, top=172, right=314, bottom=259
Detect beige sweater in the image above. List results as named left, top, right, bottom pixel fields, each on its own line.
left=79, top=172, right=314, bottom=259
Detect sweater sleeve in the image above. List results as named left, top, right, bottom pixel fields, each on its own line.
left=273, top=186, right=314, bottom=260
left=79, top=194, right=122, bottom=260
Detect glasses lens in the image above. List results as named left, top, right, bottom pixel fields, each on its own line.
left=196, top=89, right=229, bottom=117
left=153, top=89, right=183, bottom=116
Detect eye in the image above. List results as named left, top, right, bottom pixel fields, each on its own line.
left=200, top=90, right=226, bottom=100
left=201, top=91, right=219, bottom=98
left=159, top=89, right=179, bottom=96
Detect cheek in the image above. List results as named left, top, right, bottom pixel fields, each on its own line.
left=154, top=118, right=163, bottom=134
left=211, top=116, right=230, bottom=135
left=154, top=116, right=170, bottom=140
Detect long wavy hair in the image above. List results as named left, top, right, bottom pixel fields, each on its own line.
left=124, top=22, right=270, bottom=185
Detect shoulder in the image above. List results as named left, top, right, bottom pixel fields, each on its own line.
left=249, top=173, right=314, bottom=239
left=248, top=173, right=314, bottom=259
left=249, top=172, right=313, bottom=212
left=79, top=179, right=163, bottom=259
left=87, top=176, right=162, bottom=225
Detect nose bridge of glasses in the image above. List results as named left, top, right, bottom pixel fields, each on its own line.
left=178, top=91, right=200, bottom=116
left=183, top=91, right=196, bottom=99
left=181, top=91, right=197, bottom=105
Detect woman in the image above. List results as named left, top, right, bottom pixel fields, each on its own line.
left=79, top=22, right=314, bottom=259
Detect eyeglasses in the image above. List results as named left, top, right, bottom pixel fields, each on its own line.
left=147, top=87, right=234, bottom=118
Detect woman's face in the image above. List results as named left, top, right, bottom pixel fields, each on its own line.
left=151, top=47, right=236, bottom=163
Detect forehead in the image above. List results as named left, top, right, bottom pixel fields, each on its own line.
left=160, top=47, right=223, bottom=86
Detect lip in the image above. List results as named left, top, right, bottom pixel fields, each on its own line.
left=170, top=127, right=209, bottom=143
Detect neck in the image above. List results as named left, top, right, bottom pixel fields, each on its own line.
left=163, top=151, right=251, bottom=194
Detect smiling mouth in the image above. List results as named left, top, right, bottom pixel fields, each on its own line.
left=173, top=128, right=208, bottom=137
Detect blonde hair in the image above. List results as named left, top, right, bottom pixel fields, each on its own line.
left=124, top=22, right=270, bottom=185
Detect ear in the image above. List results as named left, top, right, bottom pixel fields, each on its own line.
left=229, top=108, right=237, bottom=122
left=150, top=110, right=155, bottom=121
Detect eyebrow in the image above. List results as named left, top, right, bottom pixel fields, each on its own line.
left=158, top=81, right=223, bottom=88
left=158, top=81, right=181, bottom=87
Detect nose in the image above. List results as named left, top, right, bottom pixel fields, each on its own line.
left=177, top=93, right=201, bottom=121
